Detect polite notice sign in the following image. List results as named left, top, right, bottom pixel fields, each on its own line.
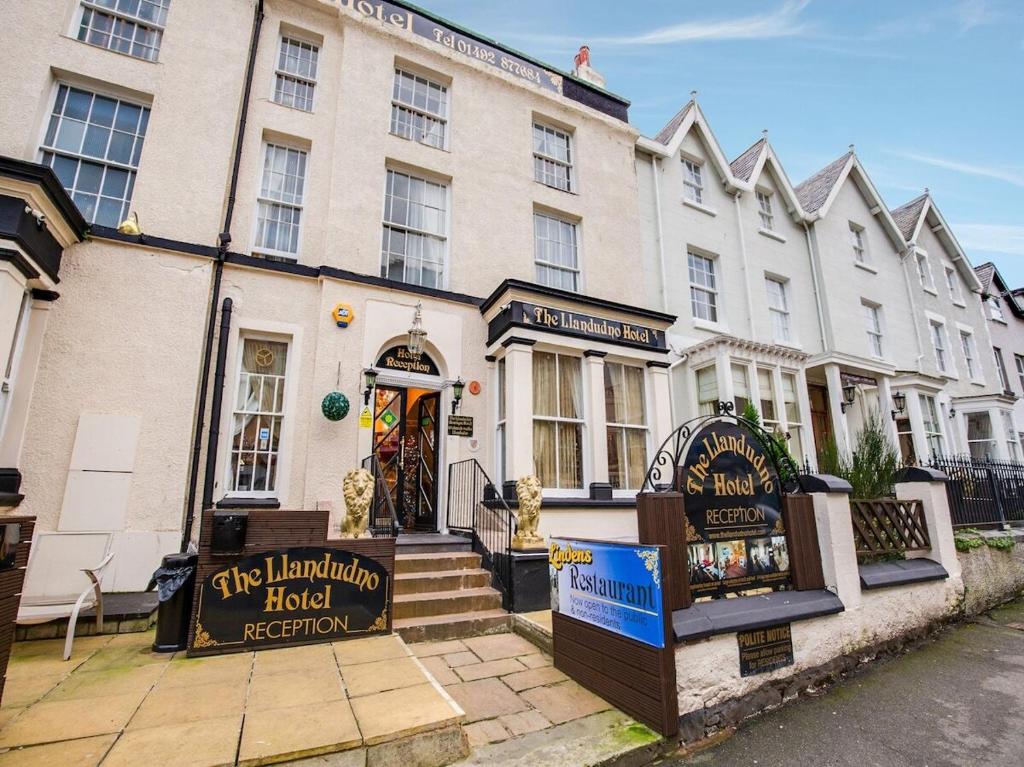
left=682, top=420, right=790, bottom=597
left=447, top=415, right=474, bottom=437
left=190, top=546, right=390, bottom=655
left=550, top=538, right=665, bottom=648
left=737, top=623, right=794, bottom=677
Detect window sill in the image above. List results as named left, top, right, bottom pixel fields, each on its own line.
left=692, top=318, right=727, bottom=333
left=923, top=287, right=938, bottom=296
left=854, top=261, right=878, bottom=274
left=270, top=99, right=315, bottom=115
left=990, top=318, right=1009, bottom=325
left=216, top=497, right=281, bottom=509
left=952, top=301, right=967, bottom=309
left=69, top=34, right=162, bottom=65
left=251, top=250, right=299, bottom=264
left=772, top=339, right=803, bottom=351
left=534, top=180, right=576, bottom=195
left=387, top=130, right=450, bottom=153
left=758, top=228, right=786, bottom=243
left=971, top=378, right=987, bottom=387
left=682, top=198, right=718, bottom=217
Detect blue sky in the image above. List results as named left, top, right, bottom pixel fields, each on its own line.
left=426, top=0, right=1024, bottom=287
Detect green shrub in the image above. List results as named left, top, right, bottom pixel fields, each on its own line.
left=816, top=410, right=901, bottom=499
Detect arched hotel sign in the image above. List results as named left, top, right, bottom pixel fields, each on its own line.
left=376, top=346, right=440, bottom=376
left=682, top=421, right=790, bottom=597
left=191, top=547, right=390, bottom=654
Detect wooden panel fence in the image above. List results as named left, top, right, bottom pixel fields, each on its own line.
left=850, top=499, right=930, bottom=556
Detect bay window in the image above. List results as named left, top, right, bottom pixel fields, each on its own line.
left=1003, top=412, right=1021, bottom=461
left=920, top=394, right=944, bottom=456
left=781, top=372, right=803, bottom=462
left=966, top=412, right=995, bottom=460
left=696, top=366, right=718, bottom=416
left=228, top=338, right=289, bottom=496
left=758, top=369, right=779, bottom=432
left=533, top=352, right=583, bottom=490
left=496, top=358, right=507, bottom=486
left=732, top=364, right=751, bottom=414
left=604, top=362, right=648, bottom=490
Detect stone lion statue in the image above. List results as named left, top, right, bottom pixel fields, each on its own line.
left=513, top=475, right=545, bottom=549
left=340, top=468, right=374, bottom=538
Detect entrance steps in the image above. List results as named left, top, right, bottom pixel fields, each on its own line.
left=393, top=546, right=511, bottom=643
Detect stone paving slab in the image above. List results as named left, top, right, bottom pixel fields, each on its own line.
left=0, top=630, right=465, bottom=766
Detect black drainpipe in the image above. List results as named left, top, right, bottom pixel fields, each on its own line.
left=181, top=0, right=265, bottom=550
left=202, top=297, right=233, bottom=511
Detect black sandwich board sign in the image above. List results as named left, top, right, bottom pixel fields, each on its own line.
left=191, top=546, right=389, bottom=654
left=681, top=420, right=790, bottom=597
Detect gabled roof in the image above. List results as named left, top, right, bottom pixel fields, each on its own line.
left=975, top=262, right=996, bottom=294
left=653, top=101, right=694, bottom=145
left=794, top=152, right=853, bottom=214
left=890, top=193, right=929, bottom=241
left=730, top=138, right=766, bottom=182
left=976, top=262, right=1024, bottom=317
left=892, top=192, right=982, bottom=292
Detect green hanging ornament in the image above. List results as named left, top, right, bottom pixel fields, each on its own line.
left=321, top=391, right=350, bottom=421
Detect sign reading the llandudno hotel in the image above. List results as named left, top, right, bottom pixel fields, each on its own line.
left=334, top=0, right=564, bottom=93
left=682, top=421, right=790, bottom=597
left=491, top=301, right=667, bottom=352
left=550, top=539, right=665, bottom=648
left=191, top=547, right=389, bottom=654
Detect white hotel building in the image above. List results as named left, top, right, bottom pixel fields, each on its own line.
left=0, top=0, right=1019, bottom=598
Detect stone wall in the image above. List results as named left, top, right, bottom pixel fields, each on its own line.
left=957, top=528, right=1024, bottom=616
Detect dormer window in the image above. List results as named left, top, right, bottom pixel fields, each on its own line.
left=988, top=295, right=1006, bottom=322
left=682, top=158, right=704, bottom=204
left=756, top=190, right=774, bottom=231
left=849, top=222, right=867, bottom=263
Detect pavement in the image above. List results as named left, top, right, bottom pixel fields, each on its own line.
left=0, top=631, right=464, bottom=766
left=666, top=597, right=1024, bottom=767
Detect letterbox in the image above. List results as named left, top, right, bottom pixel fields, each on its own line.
left=211, top=511, right=248, bottom=554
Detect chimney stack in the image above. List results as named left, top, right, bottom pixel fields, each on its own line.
left=572, top=45, right=606, bottom=89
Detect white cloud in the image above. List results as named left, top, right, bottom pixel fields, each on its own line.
left=505, top=0, right=813, bottom=47
left=954, top=224, right=1024, bottom=256
left=952, top=0, right=999, bottom=34
left=891, top=151, right=1024, bottom=188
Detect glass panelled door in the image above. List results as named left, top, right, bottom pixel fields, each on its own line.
left=416, top=392, right=440, bottom=529
left=371, top=386, right=440, bottom=531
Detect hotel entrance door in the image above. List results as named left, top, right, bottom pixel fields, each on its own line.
left=371, top=386, right=440, bottom=531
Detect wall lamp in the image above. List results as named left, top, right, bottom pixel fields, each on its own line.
left=362, top=368, right=378, bottom=406
left=890, top=391, right=907, bottom=422
left=840, top=383, right=857, bottom=414
left=451, top=378, right=465, bottom=411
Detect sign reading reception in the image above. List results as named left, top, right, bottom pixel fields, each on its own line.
left=682, top=421, right=790, bottom=597
left=550, top=538, right=665, bottom=649
left=191, top=546, right=389, bottom=654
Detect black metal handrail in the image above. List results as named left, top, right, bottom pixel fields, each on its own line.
left=447, top=459, right=516, bottom=610
left=361, top=455, right=401, bottom=538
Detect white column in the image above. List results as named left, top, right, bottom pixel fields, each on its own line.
left=0, top=299, right=53, bottom=467
left=0, top=266, right=27, bottom=380
left=716, top=351, right=732, bottom=412
left=795, top=367, right=816, bottom=464
left=809, top=488, right=861, bottom=610
left=504, top=342, right=534, bottom=483
left=584, top=352, right=608, bottom=486
left=824, top=364, right=851, bottom=456
left=905, top=389, right=929, bottom=461
left=896, top=476, right=962, bottom=579
left=876, top=376, right=900, bottom=448
left=648, top=362, right=673, bottom=448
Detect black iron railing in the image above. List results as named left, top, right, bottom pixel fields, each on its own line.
left=361, top=455, right=401, bottom=538
left=447, top=459, right=516, bottom=610
left=928, top=454, right=1024, bottom=528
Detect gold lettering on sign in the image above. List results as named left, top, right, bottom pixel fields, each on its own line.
left=685, top=431, right=774, bottom=495
left=338, top=0, right=412, bottom=31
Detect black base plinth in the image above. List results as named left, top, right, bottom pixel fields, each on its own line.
left=508, top=549, right=550, bottom=613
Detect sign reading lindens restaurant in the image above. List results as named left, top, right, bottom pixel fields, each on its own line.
left=190, top=547, right=389, bottom=655
left=550, top=538, right=665, bottom=648
left=333, top=0, right=564, bottom=93
left=682, top=421, right=790, bottom=597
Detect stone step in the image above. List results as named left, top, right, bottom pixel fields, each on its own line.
left=395, top=533, right=472, bottom=554
left=393, top=609, right=512, bottom=643
left=393, top=587, right=503, bottom=620
left=395, top=551, right=482, bottom=574
left=394, top=568, right=493, bottom=596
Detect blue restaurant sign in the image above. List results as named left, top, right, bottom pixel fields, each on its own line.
left=549, top=538, right=665, bottom=649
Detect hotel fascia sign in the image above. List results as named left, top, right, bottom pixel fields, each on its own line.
left=376, top=345, right=440, bottom=376
left=489, top=301, right=668, bottom=352
left=190, top=547, right=389, bottom=655
left=550, top=538, right=665, bottom=648
left=332, top=0, right=563, bottom=93
left=682, top=421, right=790, bottom=598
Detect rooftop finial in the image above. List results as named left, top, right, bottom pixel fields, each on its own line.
left=924, top=186, right=929, bottom=194
left=848, top=143, right=855, bottom=153
left=690, top=90, right=698, bottom=103
left=762, top=129, right=769, bottom=140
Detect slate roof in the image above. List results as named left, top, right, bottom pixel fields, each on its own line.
left=794, top=152, right=853, bottom=214
left=975, top=262, right=996, bottom=295
left=730, top=138, right=766, bottom=182
left=653, top=101, right=694, bottom=145
left=890, top=193, right=929, bottom=241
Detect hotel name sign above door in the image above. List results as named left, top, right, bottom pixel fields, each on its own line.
left=333, top=0, right=563, bottom=93
left=490, top=301, right=668, bottom=352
